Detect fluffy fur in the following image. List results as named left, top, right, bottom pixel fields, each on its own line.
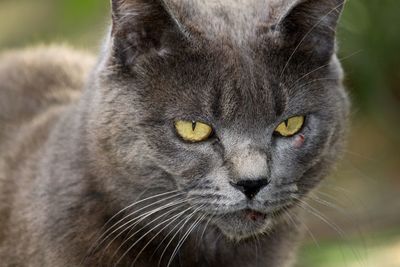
left=0, top=0, right=349, bottom=266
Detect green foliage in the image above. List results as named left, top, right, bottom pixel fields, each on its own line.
left=339, top=0, right=400, bottom=122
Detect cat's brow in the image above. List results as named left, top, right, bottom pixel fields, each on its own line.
left=211, top=85, right=222, bottom=119
left=273, top=82, right=288, bottom=117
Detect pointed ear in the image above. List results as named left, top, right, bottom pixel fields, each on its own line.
left=275, top=0, right=345, bottom=63
left=110, top=0, right=186, bottom=67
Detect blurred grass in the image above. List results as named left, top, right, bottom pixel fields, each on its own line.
left=0, top=1, right=399, bottom=267
left=298, top=228, right=400, bottom=267
left=0, top=0, right=109, bottom=51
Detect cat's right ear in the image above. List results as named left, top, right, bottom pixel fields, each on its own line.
left=109, top=0, right=187, bottom=67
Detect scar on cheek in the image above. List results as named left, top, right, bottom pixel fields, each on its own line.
left=293, top=134, right=305, bottom=148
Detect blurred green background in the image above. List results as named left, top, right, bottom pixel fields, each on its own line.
left=0, top=0, right=399, bottom=266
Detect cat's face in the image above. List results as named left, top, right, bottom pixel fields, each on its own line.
left=89, top=0, right=348, bottom=240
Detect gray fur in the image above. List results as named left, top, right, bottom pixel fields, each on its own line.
left=0, top=0, right=349, bottom=266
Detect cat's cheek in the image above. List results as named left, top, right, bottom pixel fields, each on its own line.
left=293, top=134, right=305, bottom=148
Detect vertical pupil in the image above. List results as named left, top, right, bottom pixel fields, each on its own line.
left=192, top=121, right=196, bottom=131
left=284, top=119, right=289, bottom=128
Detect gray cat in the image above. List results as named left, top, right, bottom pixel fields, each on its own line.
left=0, top=0, right=349, bottom=266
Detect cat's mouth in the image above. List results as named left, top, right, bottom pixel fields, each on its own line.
left=242, top=209, right=267, bottom=222
left=212, top=209, right=273, bottom=240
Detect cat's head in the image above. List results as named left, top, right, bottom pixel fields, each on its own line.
left=87, top=0, right=349, bottom=240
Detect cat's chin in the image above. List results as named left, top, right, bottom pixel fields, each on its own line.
left=213, top=209, right=275, bottom=241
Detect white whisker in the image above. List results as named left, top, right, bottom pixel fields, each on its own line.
left=295, top=197, right=366, bottom=267
left=129, top=206, right=195, bottom=267
left=284, top=208, right=319, bottom=248
left=166, top=213, right=206, bottom=267
left=86, top=190, right=181, bottom=258
left=157, top=205, right=205, bottom=267
left=100, top=198, right=188, bottom=262
left=286, top=50, right=363, bottom=90
left=110, top=201, right=189, bottom=266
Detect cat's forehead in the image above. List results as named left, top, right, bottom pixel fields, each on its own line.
left=169, top=0, right=295, bottom=46
left=141, top=55, right=287, bottom=127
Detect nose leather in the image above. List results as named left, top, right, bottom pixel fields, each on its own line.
left=230, top=179, right=270, bottom=199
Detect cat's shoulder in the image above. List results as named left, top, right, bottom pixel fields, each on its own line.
left=0, top=46, right=95, bottom=252
left=0, top=45, right=95, bottom=125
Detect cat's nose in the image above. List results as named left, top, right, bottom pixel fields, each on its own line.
left=230, top=179, right=270, bottom=199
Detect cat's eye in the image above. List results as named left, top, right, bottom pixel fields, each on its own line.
left=274, top=116, right=305, bottom=137
left=175, top=120, right=213, bottom=142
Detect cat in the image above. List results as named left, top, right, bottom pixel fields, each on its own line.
left=0, top=0, right=349, bottom=266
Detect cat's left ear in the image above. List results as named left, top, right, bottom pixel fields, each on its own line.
left=272, top=0, right=345, bottom=63
left=110, top=0, right=187, bottom=67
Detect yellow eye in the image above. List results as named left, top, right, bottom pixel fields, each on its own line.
left=274, top=116, right=305, bottom=137
left=175, top=120, right=213, bottom=142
